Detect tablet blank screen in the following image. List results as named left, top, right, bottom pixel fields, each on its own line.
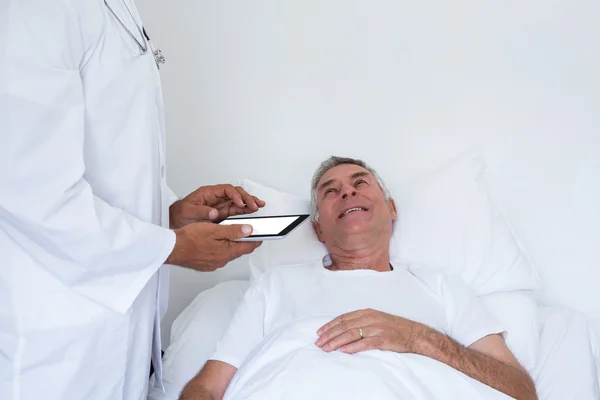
left=219, top=216, right=299, bottom=236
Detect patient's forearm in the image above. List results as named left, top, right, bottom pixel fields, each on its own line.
left=179, top=360, right=236, bottom=400
left=414, top=329, right=537, bottom=400
left=179, top=385, right=215, bottom=400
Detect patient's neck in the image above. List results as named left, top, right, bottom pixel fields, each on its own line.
left=327, top=239, right=391, bottom=272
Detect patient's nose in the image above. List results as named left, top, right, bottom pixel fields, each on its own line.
left=341, top=188, right=357, bottom=199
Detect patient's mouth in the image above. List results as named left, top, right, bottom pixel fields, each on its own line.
left=339, top=207, right=368, bottom=218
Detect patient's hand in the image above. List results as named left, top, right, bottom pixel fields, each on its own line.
left=314, top=308, right=425, bottom=354
left=315, top=309, right=538, bottom=399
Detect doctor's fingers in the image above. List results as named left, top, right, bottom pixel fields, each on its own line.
left=222, top=185, right=265, bottom=211
left=223, top=240, right=263, bottom=261
left=225, top=204, right=262, bottom=218
left=184, top=202, right=221, bottom=222
left=212, top=223, right=255, bottom=240
left=186, top=240, right=261, bottom=272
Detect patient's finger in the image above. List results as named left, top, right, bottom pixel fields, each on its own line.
left=320, top=328, right=364, bottom=352
left=315, top=318, right=363, bottom=347
left=339, top=337, right=380, bottom=355
left=317, top=309, right=368, bottom=335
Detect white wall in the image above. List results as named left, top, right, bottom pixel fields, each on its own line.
left=137, top=0, right=600, bottom=348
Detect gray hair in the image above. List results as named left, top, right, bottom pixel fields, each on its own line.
left=310, top=156, right=391, bottom=221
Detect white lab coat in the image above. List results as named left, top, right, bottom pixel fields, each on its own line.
left=1, top=0, right=177, bottom=398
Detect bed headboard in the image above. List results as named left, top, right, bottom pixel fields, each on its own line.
left=136, top=0, right=600, bottom=348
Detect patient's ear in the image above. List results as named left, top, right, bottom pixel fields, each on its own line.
left=312, top=220, right=325, bottom=243
left=388, top=198, right=398, bottom=221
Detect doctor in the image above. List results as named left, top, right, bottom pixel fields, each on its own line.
left=0, top=1, right=263, bottom=399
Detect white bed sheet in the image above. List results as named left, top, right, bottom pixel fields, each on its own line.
left=532, top=306, right=599, bottom=400
left=150, top=284, right=600, bottom=400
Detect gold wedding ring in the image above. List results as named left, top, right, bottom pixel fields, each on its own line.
left=358, top=327, right=364, bottom=339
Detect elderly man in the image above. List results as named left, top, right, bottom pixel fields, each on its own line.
left=179, top=157, right=538, bottom=400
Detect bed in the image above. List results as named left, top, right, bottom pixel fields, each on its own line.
left=150, top=152, right=599, bottom=399
left=148, top=280, right=599, bottom=400
left=532, top=307, right=599, bottom=399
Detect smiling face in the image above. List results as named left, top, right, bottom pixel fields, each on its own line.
left=312, top=163, right=397, bottom=250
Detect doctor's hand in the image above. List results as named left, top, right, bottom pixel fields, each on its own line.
left=315, top=309, right=427, bottom=355
left=170, top=184, right=266, bottom=229
left=166, top=222, right=262, bottom=272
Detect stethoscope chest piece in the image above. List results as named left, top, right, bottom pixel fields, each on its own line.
left=105, top=0, right=166, bottom=70
left=144, top=27, right=166, bottom=70
left=153, top=48, right=166, bottom=69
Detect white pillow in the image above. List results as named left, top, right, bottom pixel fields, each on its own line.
left=389, top=152, right=541, bottom=295
left=244, top=151, right=541, bottom=295
left=148, top=280, right=250, bottom=400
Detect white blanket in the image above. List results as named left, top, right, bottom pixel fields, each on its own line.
left=223, top=318, right=512, bottom=400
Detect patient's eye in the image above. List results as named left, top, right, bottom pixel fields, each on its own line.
left=355, top=179, right=367, bottom=186
left=324, top=188, right=336, bottom=196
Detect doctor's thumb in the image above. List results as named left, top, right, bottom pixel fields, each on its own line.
left=219, top=224, right=253, bottom=240
left=193, top=205, right=219, bottom=221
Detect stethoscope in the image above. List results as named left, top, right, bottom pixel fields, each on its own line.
left=104, top=0, right=166, bottom=69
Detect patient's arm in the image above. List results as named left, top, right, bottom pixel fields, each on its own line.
left=316, top=309, right=537, bottom=400
left=417, top=330, right=537, bottom=400
left=179, top=361, right=237, bottom=400
left=181, top=275, right=268, bottom=399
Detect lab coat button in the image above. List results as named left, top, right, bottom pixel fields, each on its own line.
left=160, top=166, right=165, bottom=177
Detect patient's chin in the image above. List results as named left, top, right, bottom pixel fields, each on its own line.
left=336, top=219, right=374, bottom=237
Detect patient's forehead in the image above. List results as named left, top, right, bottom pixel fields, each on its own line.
left=318, top=164, right=371, bottom=186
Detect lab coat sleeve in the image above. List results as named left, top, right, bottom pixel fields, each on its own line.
left=0, top=0, right=176, bottom=314
left=166, top=185, right=179, bottom=207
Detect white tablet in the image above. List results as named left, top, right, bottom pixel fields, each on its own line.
left=218, top=214, right=310, bottom=241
